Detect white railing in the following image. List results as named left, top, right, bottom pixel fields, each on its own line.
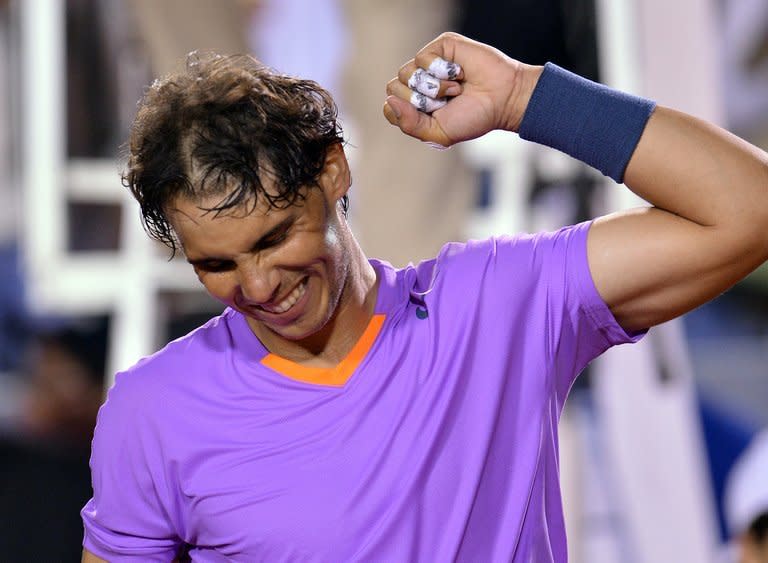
left=20, top=0, right=203, bottom=384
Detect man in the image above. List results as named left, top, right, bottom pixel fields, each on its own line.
left=81, top=33, right=768, bottom=561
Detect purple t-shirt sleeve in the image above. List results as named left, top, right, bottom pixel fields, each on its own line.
left=482, top=220, right=644, bottom=408
left=544, top=221, right=644, bottom=400
left=529, top=220, right=645, bottom=401
left=81, top=370, right=182, bottom=561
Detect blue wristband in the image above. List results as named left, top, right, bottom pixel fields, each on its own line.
left=518, top=63, right=656, bottom=183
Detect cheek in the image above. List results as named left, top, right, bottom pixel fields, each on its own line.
left=281, top=228, right=334, bottom=264
left=197, top=273, right=237, bottom=303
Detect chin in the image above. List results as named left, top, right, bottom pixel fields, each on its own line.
left=268, top=324, right=316, bottom=342
left=255, top=307, right=333, bottom=343
left=280, top=313, right=335, bottom=342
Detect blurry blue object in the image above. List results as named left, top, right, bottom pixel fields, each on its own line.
left=698, top=392, right=757, bottom=542
left=0, top=242, right=29, bottom=372
left=476, top=168, right=494, bottom=209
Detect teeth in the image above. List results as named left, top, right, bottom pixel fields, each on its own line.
left=266, top=279, right=306, bottom=314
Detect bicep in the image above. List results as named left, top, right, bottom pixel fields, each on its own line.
left=587, top=206, right=761, bottom=332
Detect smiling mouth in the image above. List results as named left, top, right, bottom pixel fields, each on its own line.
left=258, top=278, right=308, bottom=315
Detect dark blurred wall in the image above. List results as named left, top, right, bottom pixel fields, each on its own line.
left=456, top=0, right=601, bottom=81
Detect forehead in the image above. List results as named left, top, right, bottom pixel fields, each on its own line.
left=166, top=189, right=315, bottom=256
left=172, top=188, right=283, bottom=218
left=168, top=191, right=294, bottom=232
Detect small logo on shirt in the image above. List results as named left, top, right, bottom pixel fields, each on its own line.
left=416, top=307, right=428, bottom=320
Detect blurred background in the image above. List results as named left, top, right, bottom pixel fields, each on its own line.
left=0, top=0, right=766, bottom=561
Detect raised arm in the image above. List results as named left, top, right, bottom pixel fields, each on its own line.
left=383, top=32, right=768, bottom=333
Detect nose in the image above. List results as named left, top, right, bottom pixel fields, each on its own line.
left=236, top=259, right=280, bottom=306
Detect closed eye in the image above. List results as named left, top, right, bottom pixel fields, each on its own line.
left=250, top=216, right=296, bottom=252
left=187, top=216, right=295, bottom=271
left=255, top=229, right=289, bottom=250
left=193, top=260, right=235, bottom=273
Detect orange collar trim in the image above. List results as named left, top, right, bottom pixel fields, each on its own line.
left=260, top=314, right=386, bottom=387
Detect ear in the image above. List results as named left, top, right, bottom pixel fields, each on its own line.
left=317, top=143, right=351, bottom=203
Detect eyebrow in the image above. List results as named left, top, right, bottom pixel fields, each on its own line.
left=186, top=215, right=297, bottom=267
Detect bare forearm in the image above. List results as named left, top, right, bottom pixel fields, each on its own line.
left=510, top=62, right=768, bottom=237
left=512, top=63, right=768, bottom=329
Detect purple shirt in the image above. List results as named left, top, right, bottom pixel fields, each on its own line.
left=82, top=221, right=642, bottom=562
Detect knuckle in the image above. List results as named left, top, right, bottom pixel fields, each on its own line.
left=398, top=59, right=415, bottom=76
left=414, top=51, right=436, bottom=68
left=440, top=31, right=462, bottom=41
left=398, top=62, right=415, bottom=82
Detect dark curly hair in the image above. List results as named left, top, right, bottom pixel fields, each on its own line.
left=124, top=52, right=346, bottom=254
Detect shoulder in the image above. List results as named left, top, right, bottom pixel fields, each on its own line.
left=84, top=312, right=240, bottom=557
left=124, top=309, right=232, bottom=379
left=98, top=309, right=236, bottom=431
left=418, top=223, right=591, bottom=287
left=432, top=222, right=589, bottom=269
